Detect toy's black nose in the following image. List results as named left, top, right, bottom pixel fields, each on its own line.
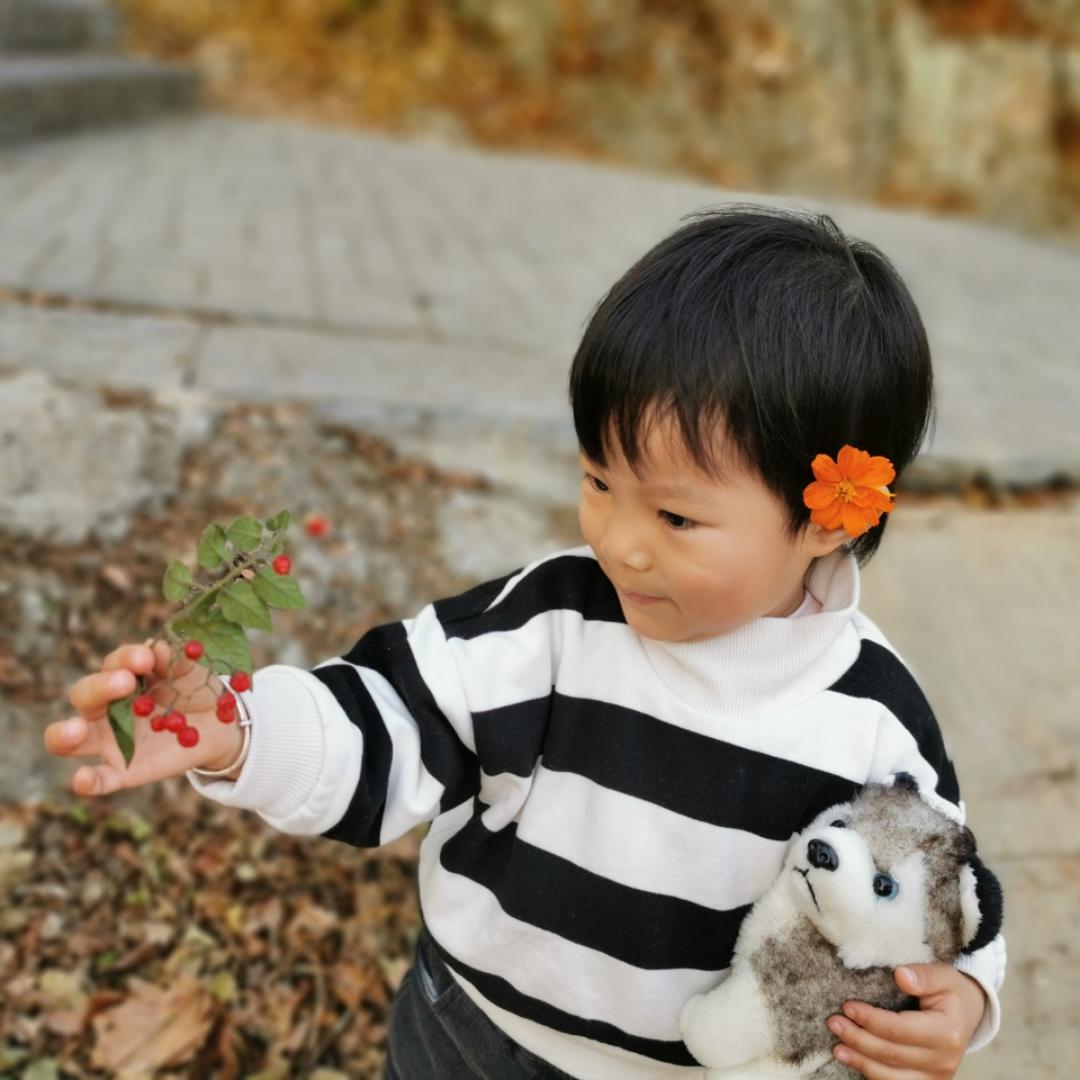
left=807, top=839, right=839, bottom=871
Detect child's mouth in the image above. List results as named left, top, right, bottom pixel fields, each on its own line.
left=618, top=585, right=665, bottom=605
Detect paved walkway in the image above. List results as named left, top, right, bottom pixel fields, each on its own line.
left=1, top=111, right=1079, bottom=496
left=0, top=110, right=1077, bottom=1079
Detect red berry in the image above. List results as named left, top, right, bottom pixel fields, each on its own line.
left=184, top=640, right=204, bottom=660
left=273, top=555, right=292, bottom=575
left=216, top=692, right=237, bottom=723
left=305, top=514, right=330, bottom=537
left=133, top=694, right=155, bottom=717
left=229, top=671, right=251, bottom=693
left=177, top=725, right=199, bottom=748
left=150, top=713, right=168, bottom=732
left=165, top=710, right=186, bottom=733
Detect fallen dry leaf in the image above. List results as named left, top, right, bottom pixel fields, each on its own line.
left=90, top=972, right=216, bottom=1072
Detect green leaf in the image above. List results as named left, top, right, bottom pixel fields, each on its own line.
left=269, top=535, right=286, bottom=559
left=175, top=608, right=252, bottom=676
left=252, top=565, right=306, bottom=610
left=106, top=697, right=136, bottom=767
left=162, top=558, right=192, bottom=603
left=105, top=810, right=153, bottom=842
left=219, top=580, right=273, bottom=631
left=266, top=509, right=290, bottom=532
left=0, top=1042, right=30, bottom=1071
left=21, top=1059, right=59, bottom=1080
left=197, top=522, right=230, bottom=570
left=93, top=948, right=120, bottom=975
left=226, top=514, right=263, bottom=552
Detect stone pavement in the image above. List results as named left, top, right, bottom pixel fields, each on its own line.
left=1, top=111, right=1078, bottom=1077
left=1, top=112, right=1079, bottom=505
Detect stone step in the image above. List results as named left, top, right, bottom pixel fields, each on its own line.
left=0, top=0, right=120, bottom=52
left=0, top=54, right=201, bottom=142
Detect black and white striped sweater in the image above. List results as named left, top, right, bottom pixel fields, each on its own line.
left=188, top=544, right=1006, bottom=1079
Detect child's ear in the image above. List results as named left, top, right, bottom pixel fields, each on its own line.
left=801, top=521, right=851, bottom=560
left=959, top=853, right=1005, bottom=954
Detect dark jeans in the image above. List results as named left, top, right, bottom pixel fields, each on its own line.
left=383, top=924, right=578, bottom=1079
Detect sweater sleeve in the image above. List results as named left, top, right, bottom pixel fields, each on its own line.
left=867, top=689, right=1007, bottom=1056
left=185, top=595, right=487, bottom=844
left=185, top=551, right=576, bottom=846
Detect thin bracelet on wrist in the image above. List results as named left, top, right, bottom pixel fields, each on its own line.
left=188, top=691, right=252, bottom=778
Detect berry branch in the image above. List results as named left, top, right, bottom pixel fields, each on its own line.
left=106, top=510, right=311, bottom=766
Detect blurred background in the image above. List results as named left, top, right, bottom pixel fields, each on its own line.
left=1, top=1, right=1077, bottom=1077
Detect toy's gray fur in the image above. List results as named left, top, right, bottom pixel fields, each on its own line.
left=679, top=777, right=993, bottom=1079
left=751, top=922, right=916, bottom=1078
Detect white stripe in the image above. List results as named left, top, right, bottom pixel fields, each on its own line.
left=418, top=801, right=723, bottom=1042
left=448, top=607, right=565, bottom=712
left=558, top=618, right=881, bottom=776
left=518, top=766, right=787, bottom=910
left=401, top=602, right=477, bottom=750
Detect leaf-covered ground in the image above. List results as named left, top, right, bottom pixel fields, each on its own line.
left=1, top=788, right=420, bottom=1079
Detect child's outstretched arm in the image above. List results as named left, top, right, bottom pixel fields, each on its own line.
left=183, top=598, right=485, bottom=842
left=182, top=554, right=569, bottom=849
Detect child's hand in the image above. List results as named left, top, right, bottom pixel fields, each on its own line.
left=826, top=962, right=986, bottom=1078
left=48, top=641, right=241, bottom=795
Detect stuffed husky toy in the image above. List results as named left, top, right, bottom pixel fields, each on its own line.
left=678, top=772, right=1004, bottom=1079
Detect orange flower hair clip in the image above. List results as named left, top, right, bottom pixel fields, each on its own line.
left=803, top=445, right=897, bottom=538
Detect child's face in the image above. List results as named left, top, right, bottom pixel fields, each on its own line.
left=577, top=412, right=849, bottom=643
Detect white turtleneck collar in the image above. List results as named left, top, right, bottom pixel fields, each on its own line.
left=636, top=547, right=862, bottom=718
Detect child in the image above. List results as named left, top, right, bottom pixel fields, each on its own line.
left=54, top=203, right=1005, bottom=1080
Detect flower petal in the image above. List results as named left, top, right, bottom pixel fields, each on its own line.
left=854, top=456, right=896, bottom=487
left=842, top=503, right=871, bottom=536
left=838, top=445, right=870, bottom=477
left=803, top=481, right=839, bottom=509
left=811, top=503, right=845, bottom=531
left=810, top=454, right=842, bottom=484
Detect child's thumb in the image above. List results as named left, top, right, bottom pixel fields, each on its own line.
left=149, top=638, right=183, bottom=678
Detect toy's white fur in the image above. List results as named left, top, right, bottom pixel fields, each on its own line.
left=678, top=780, right=992, bottom=1079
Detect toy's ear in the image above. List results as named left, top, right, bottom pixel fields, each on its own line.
left=891, top=771, right=920, bottom=793
left=959, top=853, right=1004, bottom=954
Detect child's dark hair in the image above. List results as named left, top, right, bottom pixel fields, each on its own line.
left=567, top=202, right=936, bottom=567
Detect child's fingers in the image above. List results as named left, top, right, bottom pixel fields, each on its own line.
left=71, top=762, right=125, bottom=797
left=67, top=642, right=164, bottom=716
left=67, top=667, right=138, bottom=717
left=100, top=642, right=158, bottom=679
left=43, top=716, right=107, bottom=758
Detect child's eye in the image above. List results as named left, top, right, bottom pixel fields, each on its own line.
left=659, top=511, right=695, bottom=531
left=584, top=475, right=696, bottom=532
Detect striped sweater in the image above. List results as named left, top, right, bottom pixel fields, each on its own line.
left=187, top=544, right=1007, bottom=1080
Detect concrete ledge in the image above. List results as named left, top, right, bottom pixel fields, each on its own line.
left=0, top=0, right=120, bottom=51
left=0, top=54, right=200, bottom=143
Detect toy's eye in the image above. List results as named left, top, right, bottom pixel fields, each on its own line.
left=830, top=819, right=846, bottom=828
left=873, top=873, right=899, bottom=900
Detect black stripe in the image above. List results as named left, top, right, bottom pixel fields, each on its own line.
left=538, top=692, right=860, bottom=840
left=313, top=660, right=391, bottom=847
left=438, top=553, right=623, bottom=641
left=474, top=696, right=554, bottom=778
left=829, top=639, right=961, bottom=804
left=440, top=805, right=752, bottom=971
left=316, top=621, right=479, bottom=846
left=423, top=900, right=703, bottom=1067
